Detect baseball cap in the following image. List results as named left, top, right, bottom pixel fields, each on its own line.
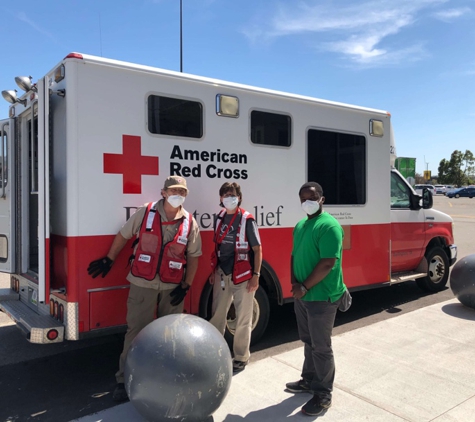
left=163, top=176, right=188, bottom=192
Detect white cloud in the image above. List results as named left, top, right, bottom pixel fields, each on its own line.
left=433, top=7, right=472, bottom=21
left=243, top=0, right=449, bottom=66
left=16, top=11, right=56, bottom=42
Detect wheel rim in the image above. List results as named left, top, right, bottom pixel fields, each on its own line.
left=226, top=297, right=260, bottom=335
left=428, top=254, right=446, bottom=284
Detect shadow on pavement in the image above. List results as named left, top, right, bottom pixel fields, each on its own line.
left=441, top=302, right=475, bottom=320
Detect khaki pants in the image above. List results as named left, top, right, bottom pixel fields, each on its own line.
left=115, top=283, right=183, bottom=383
left=209, top=269, right=255, bottom=362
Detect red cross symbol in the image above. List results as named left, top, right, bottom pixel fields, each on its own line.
left=103, top=135, right=159, bottom=194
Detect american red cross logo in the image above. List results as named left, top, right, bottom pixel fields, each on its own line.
left=103, top=135, right=159, bottom=194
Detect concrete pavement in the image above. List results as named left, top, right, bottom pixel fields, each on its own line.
left=73, top=299, right=475, bottom=421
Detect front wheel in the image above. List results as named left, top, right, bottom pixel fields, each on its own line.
left=416, top=246, right=449, bottom=292
left=455, top=194, right=460, bottom=198
left=224, top=285, right=270, bottom=347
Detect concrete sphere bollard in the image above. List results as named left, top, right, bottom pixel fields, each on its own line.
left=125, top=314, right=232, bottom=422
left=450, top=254, right=475, bottom=309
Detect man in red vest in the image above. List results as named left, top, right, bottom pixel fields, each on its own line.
left=209, top=182, right=262, bottom=373
left=87, top=176, right=202, bottom=402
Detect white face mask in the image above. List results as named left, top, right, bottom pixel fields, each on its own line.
left=301, top=200, right=320, bottom=215
left=223, top=196, right=239, bottom=211
left=167, top=195, right=185, bottom=208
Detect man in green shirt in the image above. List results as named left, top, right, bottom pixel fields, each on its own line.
left=286, top=181, right=350, bottom=417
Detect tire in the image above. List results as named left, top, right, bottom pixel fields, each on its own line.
left=224, top=285, right=270, bottom=347
left=455, top=194, right=460, bottom=198
left=416, top=246, right=449, bottom=292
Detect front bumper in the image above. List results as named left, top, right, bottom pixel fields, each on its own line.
left=448, top=244, right=457, bottom=266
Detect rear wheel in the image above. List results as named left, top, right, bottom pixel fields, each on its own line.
left=416, top=246, right=449, bottom=292
left=224, top=285, right=270, bottom=347
left=455, top=194, right=460, bottom=198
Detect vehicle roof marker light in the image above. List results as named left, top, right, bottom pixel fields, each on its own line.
left=64, top=52, right=83, bottom=60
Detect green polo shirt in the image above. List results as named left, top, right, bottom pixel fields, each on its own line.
left=292, top=211, right=346, bottom=302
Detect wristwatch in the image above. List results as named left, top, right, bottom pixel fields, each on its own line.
left=253, top=271, right=260, bottom=276
left=300, top=284, right=308, bottom=294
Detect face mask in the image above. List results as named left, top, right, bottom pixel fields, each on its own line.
left=223, top=196, right=239, bottom=211
left=167, top=195, right=185, bottom=208
left=301, top=200, right=320, bottom=215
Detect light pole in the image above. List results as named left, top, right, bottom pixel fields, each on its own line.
left=180, top=0, right=183, bottom=72
left=424, top=156, right=429, bottom=181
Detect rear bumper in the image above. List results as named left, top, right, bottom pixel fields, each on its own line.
left=0, top=288, right=64, bottom=343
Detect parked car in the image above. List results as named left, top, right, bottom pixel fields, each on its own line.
left=446, top=187, right=475, bottom=198
left=434, top=185, right=446, bottom=194
left=414, top=184, right=435, bottom=195
left=444, top=185, right=456, bottom=195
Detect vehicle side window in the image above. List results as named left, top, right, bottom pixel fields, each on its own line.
left=307, top=129, right=366, bottom=205
left=391, top=173, right=411, bottom=208
left=148, top=95, right=203, bottom=138
left=250, top=110, right=291, bottom=147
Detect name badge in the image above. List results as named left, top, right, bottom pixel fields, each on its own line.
left=138, top=254, right=151, bottom=263
left=169, top=261, right=183, bottom=270
left=177, top=236, right=188, bottom=245
left=236, top=242, right=248, bottom=249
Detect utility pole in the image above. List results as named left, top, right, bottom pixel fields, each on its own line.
left=424, top=156, right=430, bottom=181
left=180, top=0, right=183, bottom=72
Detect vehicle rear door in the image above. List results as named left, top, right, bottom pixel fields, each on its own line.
left=0, top=118, right=16, bottom=273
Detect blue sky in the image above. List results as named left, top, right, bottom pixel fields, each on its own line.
left=1, top=0, right=474, bottom=175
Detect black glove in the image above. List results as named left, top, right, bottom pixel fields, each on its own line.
left=87, top=257, right=113, bottom=278
left=170, top=283, right=190, bottom=306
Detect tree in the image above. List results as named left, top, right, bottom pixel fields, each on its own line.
left=415, top=172, right=425, bottom=184
left=462, top=150, right=475, bottom=184
left=437, top=150, right=474, bottom=186
left=437, top=159, right=450, bottom=184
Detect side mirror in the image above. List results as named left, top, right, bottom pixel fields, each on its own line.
left=410, top=192, right=422, bottom=210
left=422, top=188, right=433, bottom=209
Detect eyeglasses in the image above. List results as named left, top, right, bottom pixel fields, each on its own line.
left=167, top=188, right=187, bottom=196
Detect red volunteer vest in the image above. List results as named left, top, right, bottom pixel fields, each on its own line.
left=214, top=208, right=254, bottom=284
left=131, top=201, right=192, bottom=283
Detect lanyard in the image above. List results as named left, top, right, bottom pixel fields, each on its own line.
left=216, top=209, right=240, bottom=245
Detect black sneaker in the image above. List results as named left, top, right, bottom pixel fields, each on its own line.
left=285, top=379, right=311, bottom=393
left=112, top=383, right=129, bottom=402
left=232, top=360, right=248, bottom=373
left=301, top=396, right=332, bottom=416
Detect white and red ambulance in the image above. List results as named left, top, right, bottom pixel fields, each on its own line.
left=0, top=53, right=457, bottom=344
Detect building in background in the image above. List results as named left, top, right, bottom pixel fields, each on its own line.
left=395, top=157, right=416, bottom=186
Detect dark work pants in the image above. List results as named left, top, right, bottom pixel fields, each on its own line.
left=294, top=298, right=339, bottom=401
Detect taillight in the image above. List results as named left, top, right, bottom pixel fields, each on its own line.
left=46, top=329, right=59, bottom=341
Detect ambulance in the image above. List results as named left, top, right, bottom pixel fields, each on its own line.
left=0, top=53, right=457, bottom=344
